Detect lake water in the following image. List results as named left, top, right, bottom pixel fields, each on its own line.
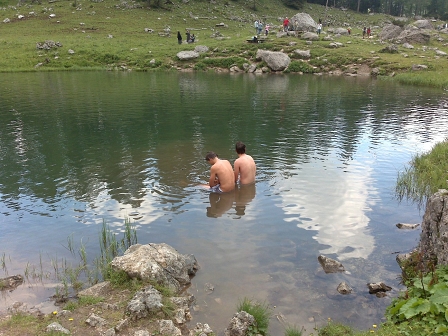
left=0, top=71, right=447, bottom=335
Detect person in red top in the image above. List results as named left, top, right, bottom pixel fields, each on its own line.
left=367, top=27, right=371, bottom=37
left=283, top=17, right=289, bottom=32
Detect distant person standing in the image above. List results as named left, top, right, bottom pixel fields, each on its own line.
left=234, top=141, right=256, bottom=185
left=347, top=26, right=351, bottom=35
left=367, top=27, right=371, bottom=37
left=317, top=23, right=322, bottom=34
left=254, top=20, right=259, bottom=34
left=257, top=21, right=263, bottom=35
left=177, top=31, right=182, bottom=44
left=265, top=24, right=270, bottom=36
left=362, top=27, right=366, bottom=38
left=186, top=30, right=191, bottom=43
left=283, top=17, right=289, bottom=32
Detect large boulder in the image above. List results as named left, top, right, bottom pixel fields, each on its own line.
left=413, top=19, right=433, bottom=30
left=176, top=50, right=200, bottom=60
left=290, top=13, right=317, bottom=32
left=255, top=50, right=290, bottom=71
left=379, top=24, right=403, bottom=41
left=110, top=243, right=199, bottom=293
left=395, top=29, right=430, bottom=44
left=419, top=190, right=448, bottom=264
left=333, top=27, right=349, bottom=35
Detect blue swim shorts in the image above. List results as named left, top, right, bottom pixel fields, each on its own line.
left=209, top=184, right=223, bottom=193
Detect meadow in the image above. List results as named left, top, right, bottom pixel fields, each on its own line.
left=0, top=0, right=448, bottom=88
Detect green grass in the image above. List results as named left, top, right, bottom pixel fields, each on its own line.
left=237, top=297, right=270, bottom=336
left=0, top=0, right=447, bottom=84
left=396, top=139, right=448, bottom=207
left=285, top=325, right=304, bottom=336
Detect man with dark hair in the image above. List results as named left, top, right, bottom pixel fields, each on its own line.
left=234, top=142, right=256, bottom=185
left=205, top=151, right=235, bottom=193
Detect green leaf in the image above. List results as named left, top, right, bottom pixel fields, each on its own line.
left=403, top=299, right=431, bottom=319
left=436, top=324, right=448, bottom=333
left=388, top=299, right=407, bottom=317
left=445, top=307, right=448, bottom=323
left=430, top=288, right=448, bottom=305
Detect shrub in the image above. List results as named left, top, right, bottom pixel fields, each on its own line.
left=286, top=60, right=315, bottom=73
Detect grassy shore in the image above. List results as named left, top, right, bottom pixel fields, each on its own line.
left=1, top=0, right=448, bottom=88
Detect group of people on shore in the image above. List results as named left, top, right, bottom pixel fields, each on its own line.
left=177, top=30, right=195, bottom=44
left=205, top=142, right=256, bottom=193
left=254, top=20, right=270, bottom=36
left=362, top=26, right=371, bottom=38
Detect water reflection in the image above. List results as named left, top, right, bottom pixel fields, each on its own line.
left=206, top=183, right=256, bottom=218
left=235, top=183, right=256, bottom=217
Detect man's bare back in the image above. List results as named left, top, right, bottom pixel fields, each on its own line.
left=234, top=142, right=256, bottom=185
left=205, top=152, right=235, bottom=192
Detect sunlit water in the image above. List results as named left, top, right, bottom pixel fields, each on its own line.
left=0, top=72, right=447, bottom=335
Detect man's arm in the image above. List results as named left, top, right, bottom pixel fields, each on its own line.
left=234, top=160, right=240, bottom=183
left=209, top=167, right=218, bottom=186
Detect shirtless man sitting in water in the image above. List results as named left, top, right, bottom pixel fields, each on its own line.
left=205, top=151, right=235, bottom=193
left=234, top=141, right=256, bottom=185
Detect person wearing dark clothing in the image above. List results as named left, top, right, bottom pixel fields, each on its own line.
left=177, top=31, right=182, bottom=44
left=186, top=30, right=191, bottom=43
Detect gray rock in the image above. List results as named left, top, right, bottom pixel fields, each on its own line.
left=194, top=45, right=209, bottom=53
left=396, top=30, right=430, bottom=44
left=189, top=323, right=214, bottom=336
left=110, top=243, right=199, bottom=293
left=367, top=282, right=392, bottom=295
left=337, top=282, right=353, bottom=295
left=0, top=275, right=23, bottom=291
left=396, top=252, right=413, bottom=268
left=379, top=24, right=403, bottom=41
left=104, top=328, right=116, bottom=336
left=290, top=13, right=317, bottom=32
left=413, top=19, right=433, bottom=30
left=134, top=330, right=150, bottom=336
left=78, top=281, right=111, bottom=298
left=419, top=190, right=448, bottom=264
left=224, top=311, right=256, bottom=336
left=379, top=44, right=399, bottom=54
left=412, top=64, right=428, bottom=70
left=126, top=286, right=163, bottom=320
left=333, top=27, right=349, bottom=35
left=85, top=313, right=107, bottom=327
left=436, top=49, right=447, bottom=56
left=159, top=320, right=182, bottom=336
left=293, top=49, right=310, bottom=59
left=402, top=42, right=414, bottom=49
left=302, top=32, right=319, bottom=41
left=328, top=42, right=343, bottom=48
left=396, top=223, right=420, bottom=229
left=115, top=318, right=130, bottom=332
left=176, top=51, right=200, bottom=60
left=317, top=255, right=345, bottom=273
left=371, top=67, right=380, bottom=76
left=46, top=322, right=70, bottom=334
left=255, top=50, right=290, bottom=71
left=247, top=64, right=257, bottom=73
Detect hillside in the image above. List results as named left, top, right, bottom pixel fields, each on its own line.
left=0, top=0, right=447, bottom=85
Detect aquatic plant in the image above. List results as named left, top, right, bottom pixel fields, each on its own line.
left=396, top=139, right=448, bottom=207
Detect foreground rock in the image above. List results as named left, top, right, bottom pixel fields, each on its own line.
left=0, top=275, right=24, bottom=291
left=337, top=282, right=353, bottom=295
left=396, top=223, right=420, bottom=229
left=224, top=311, right=256, bottom=336
left=367, top=282, right=392, bottom=297
left=419, top=190, right=448, bottom=264
left=110, top=243, right=199, bottom=293
left=177, top=50, right=200, bottom=60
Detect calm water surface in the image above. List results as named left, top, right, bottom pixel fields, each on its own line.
left=1, top=72, right=447, bottom=335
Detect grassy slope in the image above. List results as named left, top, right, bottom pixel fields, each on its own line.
left=0, top=0, right=448, bottom=88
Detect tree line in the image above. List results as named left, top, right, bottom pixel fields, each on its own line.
left=283, top=0, right=447, bottom=19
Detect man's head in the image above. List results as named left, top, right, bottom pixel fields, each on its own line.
left=205, top=151, right=218, bottom=163
left=235, top=141, right=246, bottom=154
